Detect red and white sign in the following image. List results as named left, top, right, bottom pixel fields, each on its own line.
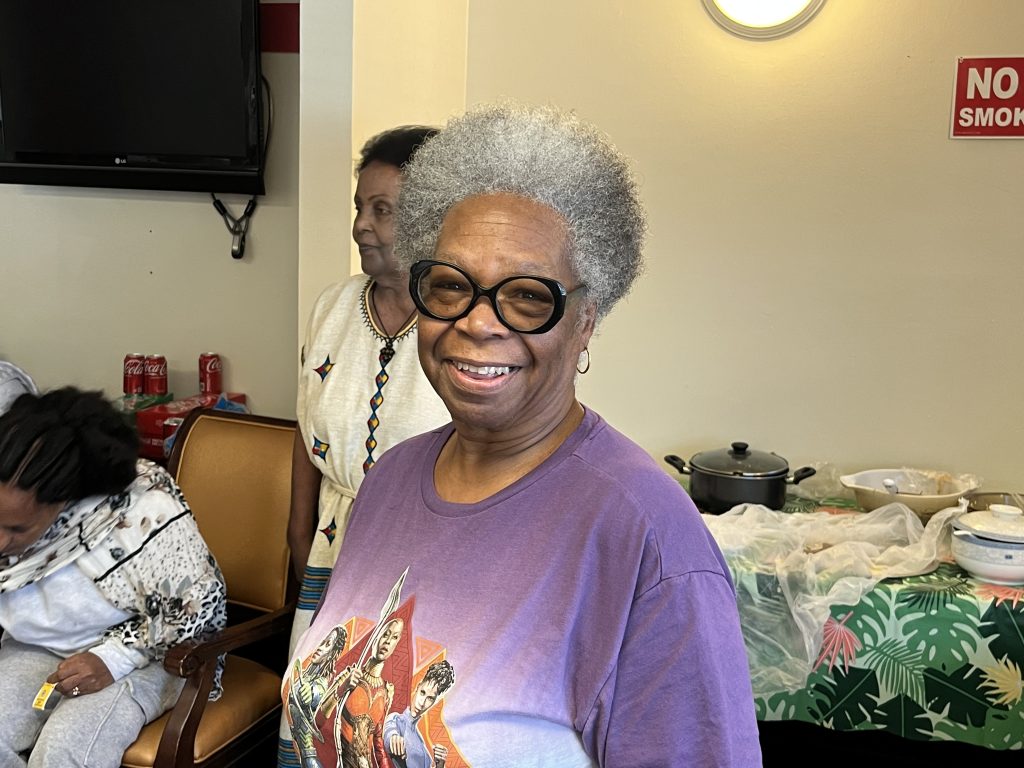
left=951, top=56, right=1024, bottom=138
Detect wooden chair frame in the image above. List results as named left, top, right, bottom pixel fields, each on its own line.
left=138, top=408, right=297, bottom=768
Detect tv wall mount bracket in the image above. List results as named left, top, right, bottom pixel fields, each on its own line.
left=211, top=194, right=257, bottom=259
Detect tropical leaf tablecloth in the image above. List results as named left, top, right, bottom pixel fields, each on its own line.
left=671, top=476, right=1024, bottom=750
left=751, top=561, right=1024, bottom=751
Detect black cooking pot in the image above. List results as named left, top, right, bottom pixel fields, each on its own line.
left=664, top=442, right=816, bottom=514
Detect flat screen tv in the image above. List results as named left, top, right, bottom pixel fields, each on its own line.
left=0, top=0, right=265, bottom=194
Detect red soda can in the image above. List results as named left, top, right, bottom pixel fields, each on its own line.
left=199, top=353, right=223, bottom=394
left=143, top=355, right=168, bottom=395
left=123, top=353, right=145, bottom=395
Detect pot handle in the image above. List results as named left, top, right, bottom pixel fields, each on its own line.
left=788, top=466, right=817, bottom=485
left=664, top=455, right=691, bottom=475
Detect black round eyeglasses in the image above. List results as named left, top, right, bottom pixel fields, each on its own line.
left=409, top=260, right=583, bottom=335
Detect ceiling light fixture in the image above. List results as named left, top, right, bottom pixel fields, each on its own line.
left=702, top=0, right=826, bottom=40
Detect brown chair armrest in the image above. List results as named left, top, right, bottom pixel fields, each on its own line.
left=154, top=600, right=296, bottom=768
left=162, top=600, right=297, bottom=677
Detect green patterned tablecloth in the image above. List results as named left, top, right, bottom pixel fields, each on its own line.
left=674, top=478, right=1023, bottom=750
left=719, top=493, right=1024, bottom=751
left=753, top=563, right=1024, bottom=750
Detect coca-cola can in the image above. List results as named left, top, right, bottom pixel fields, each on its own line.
left=143, top=355, right=168, bottom=395
left=123, top=353, right=145, bottom=395
left=199, top=353, right=223, bottom=394
left=162, top=417, right=184, bottom=458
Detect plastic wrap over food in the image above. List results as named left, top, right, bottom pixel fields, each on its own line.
left=785, top=461, right=856, bottom=502
left=703, top=500, right=964, bottom=695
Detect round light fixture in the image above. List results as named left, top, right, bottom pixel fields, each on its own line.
left=702, top=0, right=826, bottom=40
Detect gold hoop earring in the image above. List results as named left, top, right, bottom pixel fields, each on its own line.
left=576, top=347, right=591, bottom=375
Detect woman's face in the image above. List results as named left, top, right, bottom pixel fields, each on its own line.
left=374, top=618, right=404, bottom=661
left=411, top=679, right=440, bottom=718
left=417, top=193, right=595, bottom=439
left=312, top=627, right=344, bottom=665
left=352, top=160, right=403, bottom=279
left=0, top=482, right=63, bottom=558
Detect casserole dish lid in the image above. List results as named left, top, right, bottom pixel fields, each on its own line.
left=952, top=504, right=1024, bottom=544
left=690, top=442, right=789, bottom=478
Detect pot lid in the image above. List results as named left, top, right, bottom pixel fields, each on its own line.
left=953, top=504, right=1024, bottom=543
left=690, top=441, right=790, bottom=478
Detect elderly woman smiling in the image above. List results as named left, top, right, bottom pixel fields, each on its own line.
left=282, top=104, right=761, bottom=767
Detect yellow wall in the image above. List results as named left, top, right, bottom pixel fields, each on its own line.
left=350, top=0, right=468, bottom=274
left=459, top=0, right=1024, bottom=487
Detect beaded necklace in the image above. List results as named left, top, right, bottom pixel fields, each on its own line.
left=359, top=279, right=417, bottom=472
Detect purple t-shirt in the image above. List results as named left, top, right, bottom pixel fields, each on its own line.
left=286, top=408, right=761, bottom=767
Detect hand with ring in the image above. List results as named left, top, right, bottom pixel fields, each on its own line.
left=47, top=651, right=115, bottom=698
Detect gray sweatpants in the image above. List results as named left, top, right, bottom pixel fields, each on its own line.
left=0, top=638, right=185, bottom=768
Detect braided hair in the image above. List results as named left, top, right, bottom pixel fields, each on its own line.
left=0, top=387, right=139, bottom=504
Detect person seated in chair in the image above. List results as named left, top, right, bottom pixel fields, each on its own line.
left=0, top=387, right=227, bottom=768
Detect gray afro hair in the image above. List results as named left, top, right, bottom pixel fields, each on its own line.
left=395, top=102, right=646, bottom=321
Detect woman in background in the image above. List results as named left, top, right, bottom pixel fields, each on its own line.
left=0, top=387, right=225, bottom=768
left=281, top=127, right=450, bottom=767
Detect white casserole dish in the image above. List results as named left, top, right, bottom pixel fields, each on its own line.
left=951, top=504, right=1024, bottom=585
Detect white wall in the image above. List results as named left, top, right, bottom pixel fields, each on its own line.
left=297, top=0, right=353, bottom=344
left=297, top=0, right=465, bottom=344
left=462, top=0, right=1024, bottom=488
left=0, top=52, right=300, bottom=417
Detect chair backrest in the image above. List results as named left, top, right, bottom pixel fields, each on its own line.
left=167, top=409, right=295, bottom=613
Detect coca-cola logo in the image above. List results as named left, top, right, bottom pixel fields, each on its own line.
left=124, top=360, right=145, bottom=375
left=144, top=360, right=167, bottom=375
left=202, top=358, right=223, bottom=373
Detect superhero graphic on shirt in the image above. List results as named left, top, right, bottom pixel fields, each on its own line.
left=284, top=569, right=463, bottom=768
left=382, top=659, right=456, bottom=768
left=286, top=626, right=349, bottom=767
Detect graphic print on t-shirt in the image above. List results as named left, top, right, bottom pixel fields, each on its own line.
left=283, top=569, right=464, bottom=768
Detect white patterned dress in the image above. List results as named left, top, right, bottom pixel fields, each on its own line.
left=279, top=274, right=449, bottom=766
